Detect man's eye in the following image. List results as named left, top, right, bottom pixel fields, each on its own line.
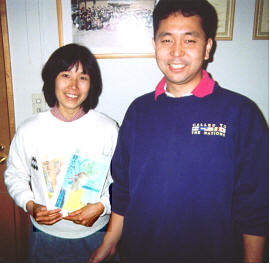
left=161, top=39, right=171, bottom=43
left=185, top=39, right=196, bottom=44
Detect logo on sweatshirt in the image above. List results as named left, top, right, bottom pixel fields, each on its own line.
left=31, top=157, right=38, bottom=170
left=191, top=123, right=226, bottom=137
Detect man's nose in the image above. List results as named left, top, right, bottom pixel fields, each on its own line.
left=171, top=40, right=185, bottom=57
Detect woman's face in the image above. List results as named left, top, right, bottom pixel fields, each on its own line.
left=55, top=62, right=90, bottom=120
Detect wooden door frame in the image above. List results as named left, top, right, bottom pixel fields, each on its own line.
left=0, top=0, right=15, bottom=139
left=0, top=0, right=30, bottom=261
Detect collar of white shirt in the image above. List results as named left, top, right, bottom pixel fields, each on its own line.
left=164, top=85, right=192, bottom=98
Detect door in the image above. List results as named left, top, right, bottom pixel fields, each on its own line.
left=0, top=0, right=29, bottom=261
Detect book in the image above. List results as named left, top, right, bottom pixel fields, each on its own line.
left=39, top=155, right=64, bottom=208
left=39, top=150, right=111, bottom=216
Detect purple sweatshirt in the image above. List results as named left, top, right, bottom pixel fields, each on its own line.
left=111, top=72, right=268, bottom=262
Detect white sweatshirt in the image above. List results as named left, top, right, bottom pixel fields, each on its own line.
left=4, top=110, right=118, bottom=239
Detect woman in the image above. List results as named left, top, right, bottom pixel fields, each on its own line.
left=4, top=43, right=118, bottom=262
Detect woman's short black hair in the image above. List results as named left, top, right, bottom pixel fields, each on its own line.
left=42, top=43, right=102, bottom=112
left=153, top=0, right=218, bottom=40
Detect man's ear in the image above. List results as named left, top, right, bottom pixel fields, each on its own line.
left=204, top=38, right=213, bottom=60
left=152, top=38, right=156, bottom=50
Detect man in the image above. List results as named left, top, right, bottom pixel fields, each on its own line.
left=90, top=0, right=268, bottom=262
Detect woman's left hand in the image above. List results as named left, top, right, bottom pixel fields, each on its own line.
left=63, top=202, right=104, bottom=227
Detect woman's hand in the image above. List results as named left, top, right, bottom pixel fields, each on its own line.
left=26, top=200, right=62, bottom=225
left=63, top=202, right=104, bottom=227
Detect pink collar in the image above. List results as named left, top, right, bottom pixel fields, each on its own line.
left=154, top=70, right=215, bottom=100
left=50, top=106, right=86, bottom=122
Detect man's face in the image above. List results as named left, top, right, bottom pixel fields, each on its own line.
left=153, top=12, right=213, bottom=96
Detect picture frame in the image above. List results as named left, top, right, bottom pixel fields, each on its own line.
left=253, top=0, right=269, bottom=40
left=56, top=0, right=235, bottom=59
left=208, top=0, right=235, bottom=40
left=57, top=0, right=156, bottom=58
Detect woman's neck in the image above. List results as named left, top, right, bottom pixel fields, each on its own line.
left=50, top=105, right=86, bottom=122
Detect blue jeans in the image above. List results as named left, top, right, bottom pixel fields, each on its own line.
left=28, top=225, right=108, bottom=263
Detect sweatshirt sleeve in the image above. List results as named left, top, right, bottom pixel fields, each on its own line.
left=232, top=100, right=269, bottom=236
left=4, top=127, right=34, bottom=212
left=98, top=121, right=119, bottom=216
left=98, top=170, right=113, bottom=216
left=111, top=104, right=136, bottom=216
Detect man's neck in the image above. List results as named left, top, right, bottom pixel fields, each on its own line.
left=166, top=73, right=203, bottom=98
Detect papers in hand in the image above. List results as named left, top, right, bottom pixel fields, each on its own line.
left=39, top=150, right=111, bottom=216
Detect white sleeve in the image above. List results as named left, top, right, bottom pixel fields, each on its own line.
left=98, top=170, right=113, bottom=216
left=4, top=129, right=34, bottom=212
left=98, top=121, right=119, bottom=216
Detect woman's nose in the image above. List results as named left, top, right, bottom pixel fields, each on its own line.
left=70, top=78, right=77, bottom=89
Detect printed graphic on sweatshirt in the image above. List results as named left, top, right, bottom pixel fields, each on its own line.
left=41, top=158, right=64, bottom=199
left=31, top=157, right=38, bottom=170
left=191, top=123, right=227, bottom=137
left=50, top=150, right=111, bottom=215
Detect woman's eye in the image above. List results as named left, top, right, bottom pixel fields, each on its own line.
left=62, top=73, right=69, bottom=78
left=80, top=76, right=88, bottom=80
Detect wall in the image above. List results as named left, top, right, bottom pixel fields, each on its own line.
left=6, top=0, right=269, bottom=127
left=6, top=0, right=59, bottom=127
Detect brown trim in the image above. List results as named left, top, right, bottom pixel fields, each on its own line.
left=95, top=53, right=155, bottom=59
left=56, top=0, right=64, bottom=47
left=0, top=0, right=15, bottom=138
left=253, top=0, right=269, bottom=40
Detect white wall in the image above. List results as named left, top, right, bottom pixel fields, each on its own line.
left=6, top=0, right=269, bottom=127
left=207, top=0, right=269, bottom=122
left=6, top=0, right=59, bottom=127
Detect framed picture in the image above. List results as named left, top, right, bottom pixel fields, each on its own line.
left=56, top=0, right=235, bottom=59
left=208, top=0, right=235, bottom=40
left=57, top=0, right=156, bottom=58
left=253, top=0, right=269, bottom=40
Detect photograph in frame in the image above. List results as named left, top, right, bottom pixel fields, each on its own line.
left=57, top=0, right=236, bottom=58
left=253, top=0, right=269, bottom=40
left=208, top=0, right=235, bottom=40
left=58, top=0, right=157, bottom=58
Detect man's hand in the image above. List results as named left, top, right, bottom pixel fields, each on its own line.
left=243, top=234, right=265, bottom=262
left=89, top=241, right=117, bottom=263
left=26, top=200, right=62, bottom=225
left=63, top=202, right=104, bottom=227
left=89, top=212, right=124, bottom=263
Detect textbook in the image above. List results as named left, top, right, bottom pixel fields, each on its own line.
left=39, top=150, right=111, bottom=216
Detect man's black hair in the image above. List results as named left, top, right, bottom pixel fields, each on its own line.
left=153, top=0, right=218, bottom=40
